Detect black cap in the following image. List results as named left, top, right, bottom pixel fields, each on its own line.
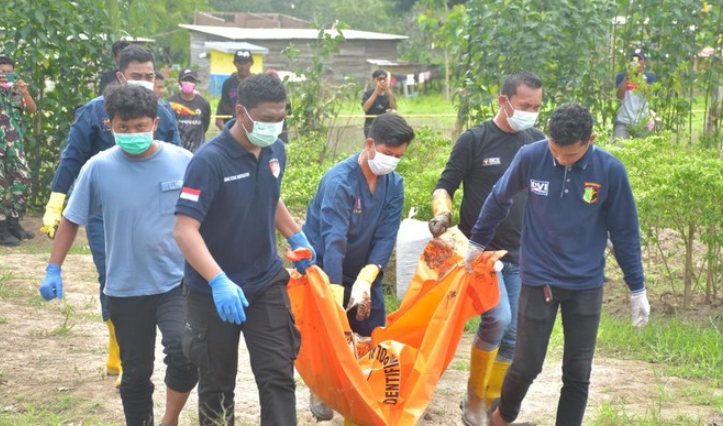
left=234, top=50, right=253, bottom=64
left=179, top=68, right=198, bottom=81
left=632, top=48, right=647, bottom=61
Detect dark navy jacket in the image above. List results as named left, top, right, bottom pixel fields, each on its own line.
left=470, top=140, right=645, bottom=292
left=50, top=95, right=181, bottom=194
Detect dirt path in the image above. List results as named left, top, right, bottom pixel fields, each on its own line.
left=1, top=250, right=721, bottom=425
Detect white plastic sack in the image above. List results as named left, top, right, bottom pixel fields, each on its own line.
left=395, top=208, right=433, bottom=300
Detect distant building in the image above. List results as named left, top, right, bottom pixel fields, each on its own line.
left=179, top=12, right=407, bottom=95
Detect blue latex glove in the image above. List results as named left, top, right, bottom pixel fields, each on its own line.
left=287, top=230, right=316, bottom=275
left=209, top=272, right=249, bottom=325
left=40, top=264, right=63, bottom=301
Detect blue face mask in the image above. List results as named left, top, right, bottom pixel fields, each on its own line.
left=242, top=106, right=284, bottom=148
left=114, top=131, right=154, bottom=155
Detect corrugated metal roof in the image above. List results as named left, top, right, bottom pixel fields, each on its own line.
left=204, top=41, right=269, bottom=54
left=179, top=24, right=407, bottom=41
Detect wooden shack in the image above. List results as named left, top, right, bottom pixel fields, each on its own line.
left=179, top=22, right=407, bottom=93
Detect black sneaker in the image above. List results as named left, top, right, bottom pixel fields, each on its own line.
left=0, top=220, right=21, bottom=247
left=7, top=217, right=35, bottom=240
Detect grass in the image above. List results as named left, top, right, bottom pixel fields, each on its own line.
left=596, top=311, right=723, bottom=386
left=0, top=271, right=19, bottom=298
left=0, top=394, right=116, bottom=426
left=590, top=401, right=703, bottom=426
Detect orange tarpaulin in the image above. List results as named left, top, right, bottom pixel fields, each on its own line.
left=287, top=236, right=503, bottom=426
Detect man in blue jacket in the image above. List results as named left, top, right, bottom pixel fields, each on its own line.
left=40, top=44, right=180, bottom=387
left=301, top=112, right=415, bottom=421
left=465, top=103, right=650, bottom=426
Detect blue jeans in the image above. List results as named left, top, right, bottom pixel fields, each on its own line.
left=475, top=262, right=521, bottom=361
left=86, top=213, right=109, bottom=321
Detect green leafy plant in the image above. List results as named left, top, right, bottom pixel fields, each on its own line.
left=0, top=0, right=111, bottom=208
left=283, top=20, right=361, bottom=160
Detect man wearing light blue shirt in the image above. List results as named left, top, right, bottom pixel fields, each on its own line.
left=39, top=84, right=197, bottom=426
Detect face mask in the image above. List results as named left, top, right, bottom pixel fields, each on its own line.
left=504, top=96, right=539, bottom=131
left=0, top=83, right=12, bottom=89
left=180, top=81, right=195, bottom=94
left=122, top=75, right=155, bottom=92
left=367, top=147, right=400, bottom=175
left=242, top=106, right=283, bottom=148
left=114, top=131, right=154, bottom=155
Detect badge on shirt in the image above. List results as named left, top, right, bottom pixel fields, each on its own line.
left=582, top=182, right=601, bottom=204
left=353, top=197, right=362, bottom=214
left=269, top=158, right=280, bottom=179
left=102, top=118, right=111, bottom=131
left=530, top=179, right=549, bottom=196
left=482, top=157, right=501, bottom=166
left=180, top=187, right=201, bottom=202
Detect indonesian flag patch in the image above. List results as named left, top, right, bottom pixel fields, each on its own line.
left=180, top=187, right=201, bottom=202
left=269, top=158, right=280, bottom=179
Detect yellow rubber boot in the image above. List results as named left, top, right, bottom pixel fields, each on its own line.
left=485, top=360, right=511, bottom=410
left=105, top=320, right=122, bottom=376
left=461, top=345, right=498, bottom=426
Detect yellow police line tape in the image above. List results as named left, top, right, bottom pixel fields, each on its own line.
left=211, top=110, right=710, bottom=120
left=211, top=113, right=459, bottom=120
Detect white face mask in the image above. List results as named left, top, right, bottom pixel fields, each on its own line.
left=504, top=96, right=539, bottom=131
left=123, top=76, right=155, bottom=92
left=367, top=147, right=400, bottom=175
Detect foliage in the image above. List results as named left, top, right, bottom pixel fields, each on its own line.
left=282, top=128, right=453, bottom=221
left=416, top=1, right=468, bottom=100
left=207, top=0, right=398, bottom=33
left=614, top=0, right=722, bottom=144
left=452, top=0, right=723, bottom=144
left=394, top=127, right=454, bottom=219
left=595, top=310, right=723, bottom=386
left=457, top=0, right=617, bottom=128
left=105, top=0, right=209, bottom=65
left=0, top=0, right=111, bottom=208
left=607, top=136, right=723, bottom=306
left=283, top=21, right=361, bottom=158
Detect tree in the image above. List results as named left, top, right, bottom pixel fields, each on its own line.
left=0, top=0, right=111, bottom=207
left=417, top=0, right=467, bottom=101
left=107, top=0, right=209, bottom=65
left=207, top=0, right=397, bottom=33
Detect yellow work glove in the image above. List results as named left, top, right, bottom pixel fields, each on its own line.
left=330, top=284, right=345, bottom=307
left=428, top=191, right=453, bottom=238
left=348, top=264, right=380, bottom=320
left=41, top=192, right=67, bottom=239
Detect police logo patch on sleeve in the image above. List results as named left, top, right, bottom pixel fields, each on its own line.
left=269, top=158, right=280, bottom=178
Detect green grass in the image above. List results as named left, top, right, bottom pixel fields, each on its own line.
left=337, top=93, right=456, bottom=118
left=681, top=385, right=723, bottom=414
left=590, top=401, right=703, bottom=426
left=0, top=271, right=19, bottom=298
left=596, top=311, right=723, bottom=386
left=0, top=394, right=116, bottom=426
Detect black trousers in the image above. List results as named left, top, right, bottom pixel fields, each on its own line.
left=183, top=268, right=301, bottom=426
left=107, top=285, right=199, bottom=426
left=498, top=284, right=603, bottom=426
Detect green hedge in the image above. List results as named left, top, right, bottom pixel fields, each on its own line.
left=282, top=128, right=455, bottom=220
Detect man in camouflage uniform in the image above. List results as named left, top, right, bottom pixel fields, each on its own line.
left=0, top=55, right=37, bottom=246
